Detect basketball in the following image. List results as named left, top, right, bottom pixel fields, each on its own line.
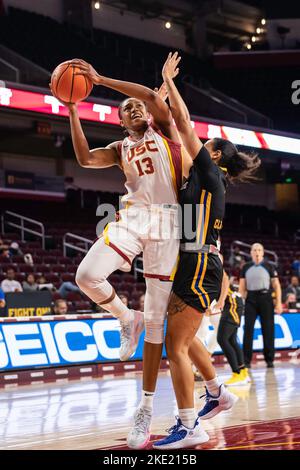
left=50, top=61, right=93, bottom=103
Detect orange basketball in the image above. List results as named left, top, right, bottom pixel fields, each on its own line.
left=51, top=61, right=93, bottom=103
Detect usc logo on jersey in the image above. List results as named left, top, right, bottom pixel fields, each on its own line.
left=214, top=219, right=223, bottom=230
left=127, top=140, right=158, bottom=163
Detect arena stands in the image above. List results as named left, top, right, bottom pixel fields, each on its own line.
left=1, top=191, right=299, bottom=316
left=0, top=5, right=280, bottom=129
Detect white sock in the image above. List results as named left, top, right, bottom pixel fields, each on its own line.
left=140, top=390, right=154, bottom=410
left=205, top=376, right=221, bottom=397
left=101, top=291, right=134, bottom=323
left=178, top=408, right=196, bottom=429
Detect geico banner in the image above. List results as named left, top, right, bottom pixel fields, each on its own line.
left=0, top=314, right=299, bottom=371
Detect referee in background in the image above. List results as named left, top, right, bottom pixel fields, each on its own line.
left=239, top=243, right=283, bottom=368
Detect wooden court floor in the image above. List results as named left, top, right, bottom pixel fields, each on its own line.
left=0, top=361, right=299, bottom=450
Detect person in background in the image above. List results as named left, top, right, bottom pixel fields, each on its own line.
left=24, top=253, right=34, bottom=266
left=291, top=255, right=300, bottom=277
left=37, top=275, right=55, bottom=291
left=138, top=293, right=145, bottom=311
left=284, top=275, right=300, bottom=302
left=0, top=248, right=11, bottom=259
left=239, top=243, right=282, bottom=369
left=217, top=277, right=249, bottom=386
left=229, top=246, right=245, bottom=270
left=22, top=273, right=38, bottom=292
left=1, top=268, right=23, bottom=293
left=0, top=238, right=8, bottom=255
left=53, top=299, right=68, bottom=315
left=120, top=294, right=129, bottom=307
left=284, top=293, right=297, bottom=310
left=57, top=280, right=83, bottom=299
left=9, top=242, right=23, bottom=257
left=0, top=287, right=5, bottom=309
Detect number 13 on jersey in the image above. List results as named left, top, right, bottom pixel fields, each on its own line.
left=135, top=157, right=155, bottom=176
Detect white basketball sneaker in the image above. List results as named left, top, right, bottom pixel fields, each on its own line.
left=119, top=310, right=144, bottom=361
left=153, top=417, right=209, bottom=450
left=127, top=406, right=152, bottom=449
left=198, top=384, right=238, bottom=420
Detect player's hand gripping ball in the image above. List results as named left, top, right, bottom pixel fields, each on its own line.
left=50, top=60, right=93, bottom=104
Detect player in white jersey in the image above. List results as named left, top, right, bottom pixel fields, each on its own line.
left=56, top=58, right=183, bottom=449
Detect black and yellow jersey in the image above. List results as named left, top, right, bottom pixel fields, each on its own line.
left=222, top=289, right=244, bottom=325
left=173, top=145, right=226, bottom=313
left=179, top=146, right=227, bottom=245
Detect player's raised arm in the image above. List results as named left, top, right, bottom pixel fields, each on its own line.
left=162, top=52, right=203, bottom=160
left=153, top=81, right=193, bottom=177
left=49, top=84, right=120, bottom=169
left=69, top=58, right=179, bottom=142
left=68, top=104, right=120, bottom=169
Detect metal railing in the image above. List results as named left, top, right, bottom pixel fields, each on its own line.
left=0, top=58, right=20, bottom=82
left=63, top=233, right=93, bottom=257
left=0, top=44, right=50, bottom=85
left=133, top=256, right=143, bottom=279
left=230, top=240, right=278, bottom=267
left=1, top=211, right=46, bottom=249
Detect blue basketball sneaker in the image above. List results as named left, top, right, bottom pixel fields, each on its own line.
left=198, top=384, right=238, bottom=420
left=152, top=417, right=209, bottom=450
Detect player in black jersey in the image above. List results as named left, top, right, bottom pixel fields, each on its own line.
left=153, top=52, right=261, bottom=450
left=217, top=275, right=250, bottom=386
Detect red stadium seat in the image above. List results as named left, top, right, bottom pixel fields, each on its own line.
left=51, top=291, right=62, bottom=300
left=35, top=249, right=48, bottom=257
left=73, top=301, right=92, bottom=311
left=66, top=292, right=82, bottom=301
left=43, top=257, right=57, bottom=264
left=59, top=257, right=73, bottom=265
left=61, top=273, right=75, bottom=282
left=118, top=290, right=130, bottom=299
left=2, top=264, right=18, bottom=272
left=118, top=282, right=134, bottom=293
left=122, top=274, right=135, bottom=283
left=11, top=256, right=24, bottom=263
left=67, top=265, right=78, bottom=273
left=131, top=290, right=144, bottom=300
left=131, top=300, right=140, bottom=310
left=45, top=274, right=60, bottom=283
left=52, top=265, right=66, bottom=273
left=109, top=274, right=121, bottom=283
left=18, top=264, right=35, bottom=273
left=34, top=265, right=51, bottom=273
left=135, top=282, right=146, bottom=292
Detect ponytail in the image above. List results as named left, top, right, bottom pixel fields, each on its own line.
left=212, top=138, right=261, bottom=182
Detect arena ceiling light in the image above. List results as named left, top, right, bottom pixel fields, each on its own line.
left=165, top=21, right=172, bottom=29
left=94, top=1, right=100, bottom=10
left=261, top=18, right=266, bottom=25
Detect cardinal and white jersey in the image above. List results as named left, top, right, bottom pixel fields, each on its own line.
left=103, top=126, right=183, bottom=280
left=108, top=125, right=183, bottom=206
